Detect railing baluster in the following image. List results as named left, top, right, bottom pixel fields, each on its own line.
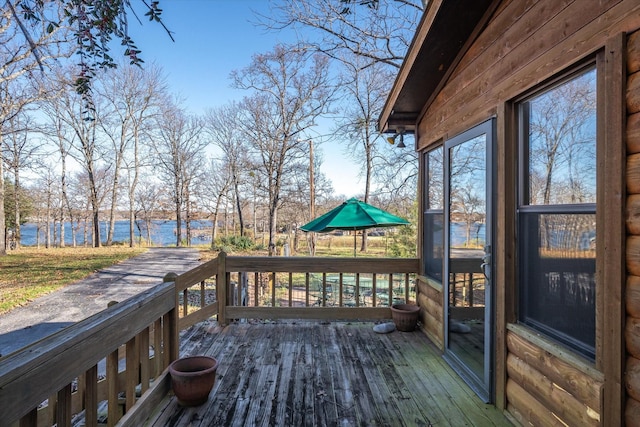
left=56, top=383, right=72, bottom=427
left=182, top=288, right=188, bottom=316
left=322, top=273, right=327, bottom=306
left=405, top=273, right=410, bottom=303
left=388, top=274, right=393, bottom=306
left=153, top=319, right=163, bottom=376
left=271, top=272, right=276, bottom=307
left=236, top=272, right=241, bottom=306
left=47, top=393, right=57, bottom=425
left=305, top=273, right=310, bottom=306
left=372, top=274, right=377, bottom=306
left=254, top=272, right=259, bottom=307
left=19, top=407, right=37, bottom=426
left=140, top=327, right=150, bottom=395
left=200, top=280, right=206, bottom=309
left=286, top=272, right=292, bottom=306
left=125, top=337, right=139, bottom=411
left=356, top=273, right=361, bottom=307
left=107, top=349, right=119, bottom=427
left=339, top=273, right=344, bottom=306
left=84, top=365, right=98, bottom=427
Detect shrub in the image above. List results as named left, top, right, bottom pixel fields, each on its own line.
left=214, top=235, right=255, bottom=251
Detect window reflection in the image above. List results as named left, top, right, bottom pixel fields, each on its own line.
left=525, top=69, right=597, bottom=205
left=424, top=148, right=444, bottom=281
left=518, top=66, right=597, bottom=360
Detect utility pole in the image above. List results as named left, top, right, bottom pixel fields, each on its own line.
left=309, top=139, right=316, bottom=256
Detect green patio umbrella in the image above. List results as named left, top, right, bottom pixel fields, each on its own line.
left=300, top=198, right=410, bottom=256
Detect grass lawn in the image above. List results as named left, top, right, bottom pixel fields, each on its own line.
left=0, top=246, right=146, bottom=315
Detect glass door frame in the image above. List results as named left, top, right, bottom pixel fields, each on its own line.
left=442, top=118, right=495, bottom=403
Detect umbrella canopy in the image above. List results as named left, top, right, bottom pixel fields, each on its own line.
left=300, top=198, right=410, bottom=256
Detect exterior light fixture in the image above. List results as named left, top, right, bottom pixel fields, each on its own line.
left=386, top=126, right=406, bottom=148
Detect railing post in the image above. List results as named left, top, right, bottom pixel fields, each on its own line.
left=164, top=272, right=179, bottom=365
left=217, top=252, right=227, bottom=325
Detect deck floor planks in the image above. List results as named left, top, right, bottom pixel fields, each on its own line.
left=350, top=326, right=408, bottom=425
left=374, top=327, right=452, bottom=424
left=271, top=334, right=296, bottom=425
left=359, top=327, right=436, bottom=426
left=334, top=324, right=386, bottom=425
left=395, top=328, right=479, bottom=425
left=144, top=321, right=511, bottom=427
left=290, top=332, right=315, bottom=427
left=311, top=323, right=341, bottom=426
left=399, top=326, right=506, bottom=426
left=322, top=324, right=358, bottom=425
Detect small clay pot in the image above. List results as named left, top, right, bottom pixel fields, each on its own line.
left=169, top=355, right=218, bottom=406
left=390, top=303, right=420, bottom=332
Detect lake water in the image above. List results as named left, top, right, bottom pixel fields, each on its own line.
left=19, top=220, right=213, bottom=247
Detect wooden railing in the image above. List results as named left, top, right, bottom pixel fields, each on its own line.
left=0, top=252, right=419, bottom=426
left=0, top=281, right=178, bottom=427
left=176, top=252, right=419, bottom=327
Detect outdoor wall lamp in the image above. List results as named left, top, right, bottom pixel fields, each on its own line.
left=386, top=126, right=406, bottom=148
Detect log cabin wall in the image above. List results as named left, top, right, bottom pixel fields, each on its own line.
left=411, top=0, right=640, bottom=425
left=626, top=29, right=640, bottom=425
left=416, top=277, right=444, bottom=349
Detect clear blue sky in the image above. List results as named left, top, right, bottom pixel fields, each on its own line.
left=127, top=0, right=361, bottom=199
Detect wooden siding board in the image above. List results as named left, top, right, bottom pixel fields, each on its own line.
left=629, top=71, right=640, bottom=114
left=420, top=0, right=639, bottom=145
left=629, top=153, right=640, bottom=194
left=629, top=356, right=640, bottom=402
left=628, top=111, right=640, bottom=153
left=628, top=316, right=640, bottom=359
left=421, top=0, right=579, bottom=144
left=506, top=380, right=565, bottom=426
left=630, top=30, right=640, bottom=73
left=627, top=396, right=640, bottom=426
left=506, top=354, right=599, bottom=426
left=628, top=275, right=640, bottom=318
left=506, top=330, right=602, bottom=412
left=628, top=195, right=640, bottom=234
left=629, top=236, right=640, bottom=276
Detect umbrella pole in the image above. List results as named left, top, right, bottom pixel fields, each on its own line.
left=353, top=229, right=356, bottom=257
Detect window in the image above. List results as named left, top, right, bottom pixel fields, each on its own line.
left=423, top=147, right=444, bottom=282
left=517, top=66, right=597, bottom=359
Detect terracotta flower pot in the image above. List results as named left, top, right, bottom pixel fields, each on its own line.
left=169, top=355, right=218, bottom=406
left=391, top=303, right=420, bottom=332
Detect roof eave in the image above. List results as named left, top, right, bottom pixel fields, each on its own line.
left=379, top=0, right=498, bottom=134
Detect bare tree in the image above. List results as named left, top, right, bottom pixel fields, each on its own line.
left=2, top=112, right=43, bottom=248
left=96, top=63, right=165, bottom=246
left=334, top=59, right=397, bottom=252
left=200, top=157, right=233, bottom=247
left=134, top=177, right=164, bottom=246
left=42, top=73, right=108, bottom=247
left=0, top=5, right=68, bottom=254
left=262, top=0, right=423, bottom=216
left=204, top=102, right=250, bottom=237
left=262, top=0, right=423, bottom=69
left=151, top=99, right=207, bottom=246
left=232, top=45, right=335, bottom=255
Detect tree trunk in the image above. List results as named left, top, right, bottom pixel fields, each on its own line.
left=13, top=171, right=21, bottom=249
left=175, top=195, right=182, bottom=247
left=233, top=175, right=244, bottom=237
left=0, top=137, right=6, bottom=256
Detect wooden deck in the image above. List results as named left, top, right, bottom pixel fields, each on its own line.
left=145, top=320, right=512, bottom=426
